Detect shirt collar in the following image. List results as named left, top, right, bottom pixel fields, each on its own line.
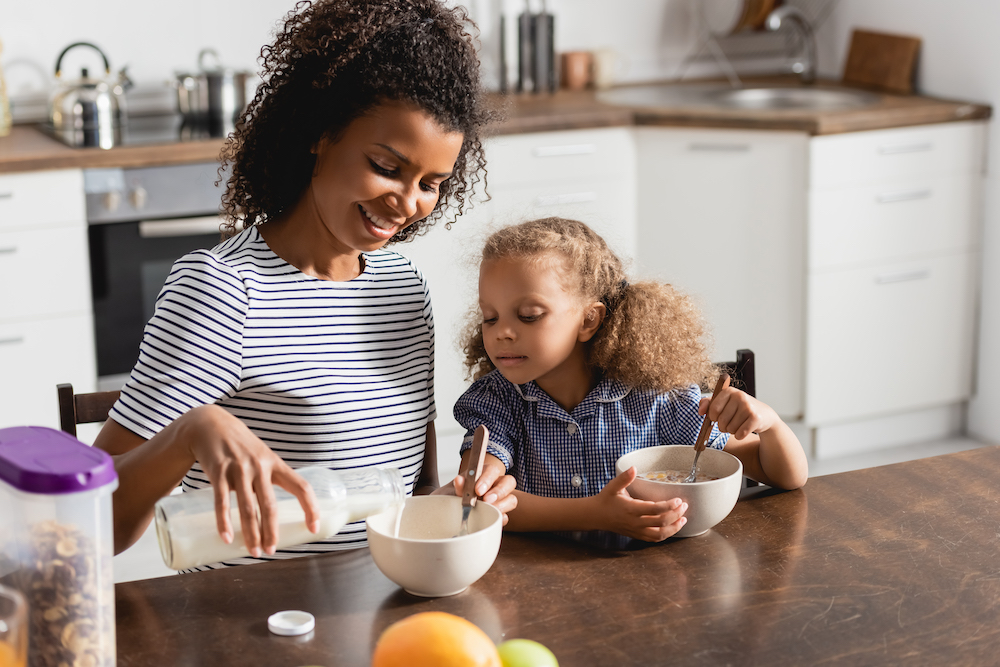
left=514, top=377, right=632, bottom=420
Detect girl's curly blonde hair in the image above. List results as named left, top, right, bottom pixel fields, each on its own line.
left=463, top=217, right=720, bottom=393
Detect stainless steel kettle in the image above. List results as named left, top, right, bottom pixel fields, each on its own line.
left=49, top=42, right=131, bottom=149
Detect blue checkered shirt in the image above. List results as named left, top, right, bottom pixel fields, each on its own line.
left=454, top=371, right=729, bottom=498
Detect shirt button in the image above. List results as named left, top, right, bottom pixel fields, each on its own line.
left=571, top=474, right=583, bottom=488
left=567, top=423, right=578, bottom=435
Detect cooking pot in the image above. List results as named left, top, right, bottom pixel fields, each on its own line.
left=49, top=42, right=131, bottom=149
left=174, top=49, right=251, bottom=136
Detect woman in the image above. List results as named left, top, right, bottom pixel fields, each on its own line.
left=95, top=0, right=512, bottom=569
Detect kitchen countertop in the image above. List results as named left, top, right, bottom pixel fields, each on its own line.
left=0, top=77, right=991, bottom=174
left=112, top=446, right=1000, bottom=666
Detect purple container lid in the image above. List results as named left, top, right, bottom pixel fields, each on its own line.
left=0, top=426, right=117, bottom=494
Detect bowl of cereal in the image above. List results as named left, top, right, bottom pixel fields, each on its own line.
left=366, top=495, right=503, bottom=597
left=616, top=445, right=743, bottom=537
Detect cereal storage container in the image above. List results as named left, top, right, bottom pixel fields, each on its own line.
left=0, top=426, right=118, bottom=667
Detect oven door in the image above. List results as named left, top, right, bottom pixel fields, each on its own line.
left=89, top=215, right=224, bottom=388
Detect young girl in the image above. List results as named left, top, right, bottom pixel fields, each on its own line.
left=453, top=217, right=808, bottom=542
left=94, top=0, right=516, bottom=568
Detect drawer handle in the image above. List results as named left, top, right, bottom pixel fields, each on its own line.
left=0, top=336, right=25, bottom=346
left=0, top=246, right=17, bottom=255
left=875, top=269, right=930, bottom=285
left=0, top=192, right=13, bottom=200
left=532, top=144, right=597, bottom=157
left=877, top=142, right=933, bottom=155
left=876, top=187, right=932, bottom=204
left=534, top=192, right=597, bottom=207
left=688, top=143, right=750, bottom=153
left=139, top=215, right=224, bottom=238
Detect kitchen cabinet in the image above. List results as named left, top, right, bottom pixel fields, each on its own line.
left=634, top=122, right=984, bottom=450
left=806, top=122, right=984, bottom=427
left=399, top=127, right=636, bottom=474
left=633, top=127, right=808, bottom=419
left=0, top=169, right=96, bottom=429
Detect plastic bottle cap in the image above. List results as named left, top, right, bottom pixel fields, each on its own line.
left=267, top=610, right=315, bottom=636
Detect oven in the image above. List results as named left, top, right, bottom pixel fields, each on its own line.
left=84, top=161, right=228, bottom=390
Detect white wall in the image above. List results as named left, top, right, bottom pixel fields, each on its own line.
left=2, top=0, right=699, bottom=120
left=814, top=0, right=1000, bottom=444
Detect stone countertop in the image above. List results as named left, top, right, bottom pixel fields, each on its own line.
left=0, top=77, right=991, bottom=174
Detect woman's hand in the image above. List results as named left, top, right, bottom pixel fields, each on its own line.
left=591, top=467, right=687, bottom=541
left=699, top=386, right=780, bottom=440
left=433, top=454, right=517, bottom=525
left=179, top=405, right=320, bottom=557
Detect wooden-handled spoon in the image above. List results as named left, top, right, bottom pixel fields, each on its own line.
left=684, top=372, right=730, bottom=483
left=459, top=424, right=489, bottom=536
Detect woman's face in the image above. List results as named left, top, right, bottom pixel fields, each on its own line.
left=307, top=101, right=465, bottom=254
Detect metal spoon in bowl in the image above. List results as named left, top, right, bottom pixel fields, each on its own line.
left=684, top=372, right=730, bottom=483
left=459, top=424, right=490, bottom=536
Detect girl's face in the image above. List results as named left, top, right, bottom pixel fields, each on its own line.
left=479, top=254, right=599, bottom=390
left=307, top=101, right=464, bottom=254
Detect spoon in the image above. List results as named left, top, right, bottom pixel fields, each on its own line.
left=684, top=372, right=730, bottom=483
left=459, top=424, right=489, bottom=536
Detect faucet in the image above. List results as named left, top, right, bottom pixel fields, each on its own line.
left=765, top=5, right=816, bottom=84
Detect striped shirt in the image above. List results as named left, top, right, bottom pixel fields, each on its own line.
left=454, top=371, right=727, bottom=497
left=110, top=226, right=435, bottom=567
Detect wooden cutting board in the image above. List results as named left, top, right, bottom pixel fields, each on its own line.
left=842, top=28, right=922, bottom=95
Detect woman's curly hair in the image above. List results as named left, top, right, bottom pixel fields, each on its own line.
left=463, top=217, right=720, bottom=393
left=219, top=0, right=495, bottom=240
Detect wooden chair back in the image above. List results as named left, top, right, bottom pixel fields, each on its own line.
left=716, top=349, right=758, bottom=487
left=56, top=383, right=120, bottom=437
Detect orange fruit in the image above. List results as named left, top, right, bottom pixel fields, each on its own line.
left=372, top=611, right=501, bottom=667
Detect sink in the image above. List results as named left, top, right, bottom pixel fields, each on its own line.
left=598, top=84, right=880, bottom=112
left=705, top=87, right=880, bottom=110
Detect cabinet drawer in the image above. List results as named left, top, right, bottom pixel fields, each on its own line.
left=809, top=172, right=981, bottom=269
left=484, top=127, right=635, bottom=189
left=0, top=226, right=92, bottom=319
left=0, top=314, right=97, bottom=429
left=805, top=252, right=977, bottom=425
left=810, top=122, right=985, bottom=190
left=0, top=169, right=86, bottom=230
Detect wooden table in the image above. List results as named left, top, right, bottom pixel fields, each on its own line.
left=115, top=447, right=1000, bottom=666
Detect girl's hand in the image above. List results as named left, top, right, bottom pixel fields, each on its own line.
left=433, top=454, right=517, bottom=525
left=700, top=386, right=780, bottom=440
left=593, top=467, right=687, bottom=542
left=180, top=405, right=320, bottom=557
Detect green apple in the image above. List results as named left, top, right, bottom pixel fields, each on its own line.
left=497, top=639, right=559, bottom=667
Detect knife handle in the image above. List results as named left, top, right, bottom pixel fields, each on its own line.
left=462, top=425, right=490, bottom=507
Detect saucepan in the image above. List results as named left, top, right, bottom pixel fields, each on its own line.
left=174, top=49, right=253, bottom=135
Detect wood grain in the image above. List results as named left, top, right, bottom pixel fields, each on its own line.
left=842, top=29, right=922, bottom=95
left=113, top=446, right=1000, bottom=666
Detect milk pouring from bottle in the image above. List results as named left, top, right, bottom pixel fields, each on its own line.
left=154, top=467, right=403, bottom=570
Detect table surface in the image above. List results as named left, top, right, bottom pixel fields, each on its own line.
left=115, top=446, right=1000, bottom=666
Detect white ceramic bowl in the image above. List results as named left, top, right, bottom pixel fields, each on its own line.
left=616, top=445, right=743, bottom=537
left=366, top=495, right=502, bottom=597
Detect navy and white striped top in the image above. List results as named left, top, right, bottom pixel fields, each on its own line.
left=454, top=371, right=727, bottom=498
left=110, top=226, right=435, bottom=567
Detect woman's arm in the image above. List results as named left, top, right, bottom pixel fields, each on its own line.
left=504, top=467, right=687, bottom=542
left=413, top=421, right=439, bottom=495
left=94, top=405, right=320, bottom=557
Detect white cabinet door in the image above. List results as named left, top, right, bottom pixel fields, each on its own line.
left=634, top=127, right=808, bottom=419
left=0, top=314, right=97, bottom=429
left=806, top=251, right=978, bottom=425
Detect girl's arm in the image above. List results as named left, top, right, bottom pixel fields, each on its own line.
left=504, top=467, right=688, bottom=542
left=94, top=405, right=320, bottom=557
left=708, top=389, right=809, bottom=490
left=436, top=452, right=518, bottom=525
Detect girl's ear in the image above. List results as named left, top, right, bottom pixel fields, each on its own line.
left=579, top=302, right=606, bottom=342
